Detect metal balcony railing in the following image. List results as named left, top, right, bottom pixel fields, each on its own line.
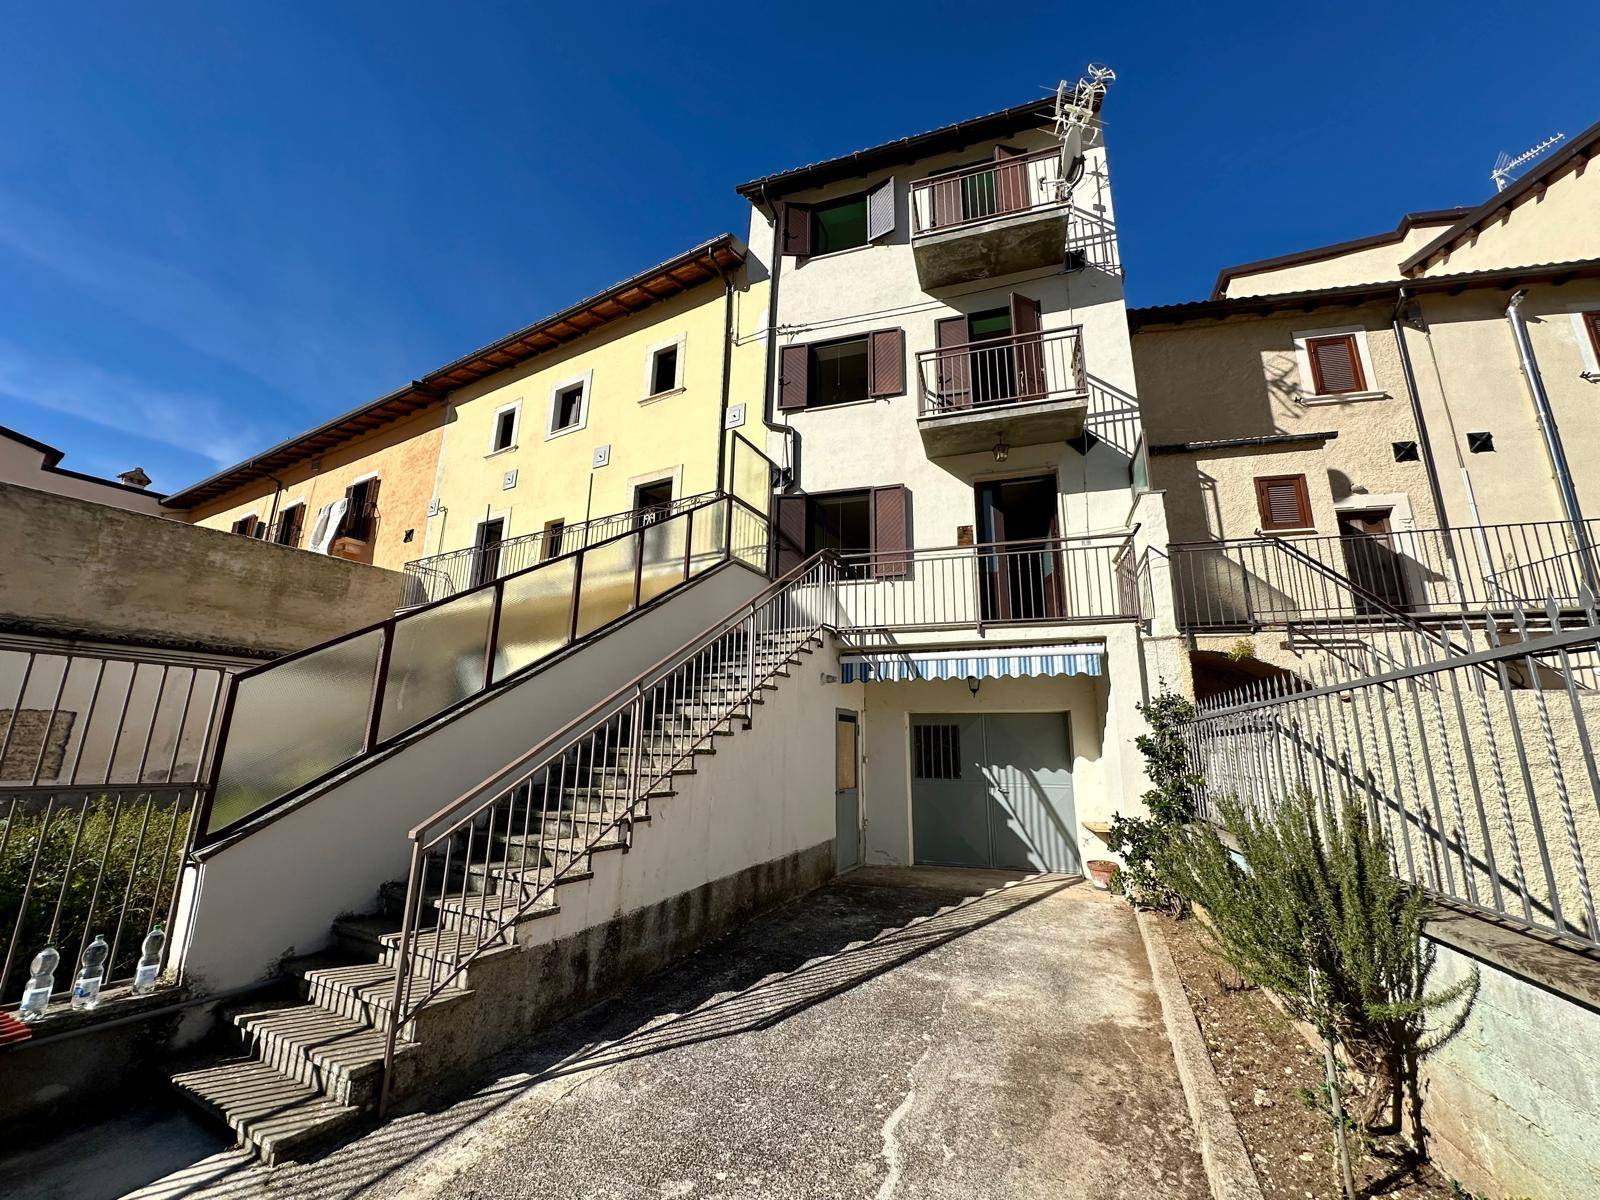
left=402, top=492, right=719, bottom=608
left=833, top=532, right=1138, bottom=634
left=910, top=147, right=1068, bottom=236
left=915, top=326, right=1087, bottom=417
left=1170, top=519, right=1600, bottom=632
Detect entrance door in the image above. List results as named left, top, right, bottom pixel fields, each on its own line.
left=471, top=518, right=505, bottom=588
left=835, top=712, right=861, bottom=873
left=910, top=713, right=1078, bottom=872
left=633, top=479, right=674, bottom=526
left=976, top=475, right=1063, bottom=622
left=1337, top=510, right=1411, bottom=613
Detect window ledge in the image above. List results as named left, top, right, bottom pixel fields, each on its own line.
left=798, top=241, right=878, bottom=264
left=1299, top=390, right=1390, bottom=406
left=787, top=396, right=884, bottom=416
left=544, top=424, right=585, bottom=441
left=640, top=387, right=686, bottom=406
left=485, top=445, right=518, bottom=459
left=1260, top=526, right=1318, bottom=536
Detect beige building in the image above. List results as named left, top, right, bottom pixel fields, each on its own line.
left=1132, top=115, right=1600, bottom=687
left=0, top=424, right=164, bottom=514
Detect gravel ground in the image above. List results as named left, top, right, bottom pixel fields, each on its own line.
left=124, top=868, right=1207, bottom=1200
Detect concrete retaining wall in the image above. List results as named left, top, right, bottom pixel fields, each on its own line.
left=0, top=481, right=406, bottom=657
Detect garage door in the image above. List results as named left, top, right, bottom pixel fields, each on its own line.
left=910, top=713, right=1078, bottom=872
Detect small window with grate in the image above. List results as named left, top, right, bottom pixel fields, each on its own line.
left=1392, top=441, right=1420, bottom=462
left=912, top=723, right=962, bottom=780
left=1467, top=431, right=1495, bottom=454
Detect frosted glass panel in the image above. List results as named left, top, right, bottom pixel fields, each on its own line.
left=209, top=630, right=383, bottom=834
left=690, top=500, right=728, bottom=577
left=729, top=503, right=768, bottom=572
left=378, top=587, right=493, bottom=742
left=638, top=512, right=689, bottom=604
left=496, top=555, right=576, bottom=676
left=576, top=536, right=639, bottom=637
left=730, top=437, right=770, bottom=520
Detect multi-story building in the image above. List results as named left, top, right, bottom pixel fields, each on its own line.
left=1132, top=116, right=1600, bottom=691
left=736, top=82, right=1176, bottom=876
left=1, top=423, right=164, bottom=514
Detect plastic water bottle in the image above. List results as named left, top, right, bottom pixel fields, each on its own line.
left=18, top=946, right=59, bottom=1022
left=131, top=925, right=165, bottom=995
left=70, top=935, right=109, bottom=1011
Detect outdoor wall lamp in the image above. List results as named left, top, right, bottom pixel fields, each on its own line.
left=992, top=437, right=1010, bottom=463
left=967, top=674, right=981, bottom=697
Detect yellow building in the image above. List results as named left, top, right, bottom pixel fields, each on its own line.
left=165, top=234, right=767, bottom=603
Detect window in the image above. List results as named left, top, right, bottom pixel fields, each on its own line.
left=913, top=724, right=962, bottom=780
left=1305, top=333, right=1366, bottom=394
left=1585, top=311, right=1600, bottom=358
left=633, top=479, right=674, bottom=526
left=1392, top=441, right=1420, bottom=463
left=341, top=476, right=380, bottom=541
left=471, top=518, right=505, bottom=588
left=776, top=485, right=909, bottom=579
left=547, top=374, right=591, bottom=436
left=491, top=405, right=518, bottom=453
left=1255, top=474, right=1313, bottom=531
left=231, top=514, right=260, bottom=538
left=1468, top=431, right=1496, bottom=454
left=807, top=490, right=873, bottom=556
left=647, top=343, right=680, bottom=397
left=540, top=519, right=565, bottom=561
left=810, top=337, right=872, bottom=408
left=812, top=193, right=869, bottom=255
left=1574, top=310, right=1600, bottom=372
left=273, top=503, right=305, bottom=547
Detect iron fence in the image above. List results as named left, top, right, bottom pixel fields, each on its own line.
left=909, top=147, right=1067, bottom=235
left=1170, top=519, right=1600, bottom=631
left=1, top=644, right=229, bottom=1008
left=1183, top=603, right=1600, bottom=950
left=833, top=532, right=1137, bottom=634
left=914, top=326, right=1086, bottom=417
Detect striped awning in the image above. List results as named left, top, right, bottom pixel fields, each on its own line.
left=840, top=644, right=1103, bottom=683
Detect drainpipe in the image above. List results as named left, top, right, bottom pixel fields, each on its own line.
left=1391, top=290, right=1453, bottom=533
left=759, top=184, right=799, bottom=488
left=711, top=259, right=735, bottom=496
left=261, top=466, right=287, bottom=539
left=1506, top=289, right=1598, bottom=590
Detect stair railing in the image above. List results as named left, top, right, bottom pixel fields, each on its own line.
left=377, top=550, right=841, bottom=1114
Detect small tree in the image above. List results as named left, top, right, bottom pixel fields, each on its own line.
left=1106, top=691, right=1202, bottom=912
left=1161, top=789, right=1478, bottom=1155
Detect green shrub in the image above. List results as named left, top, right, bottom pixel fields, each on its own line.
left=1161, top=789, right=1477, bottom=1141
left=0, top=795, right=187, bottom=1002
left=1106, top=691, right=1202, bottom=912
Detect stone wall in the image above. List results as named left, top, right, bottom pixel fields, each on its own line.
left=0, top=481, right=407, bottom=658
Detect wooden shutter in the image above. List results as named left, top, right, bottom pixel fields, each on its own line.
left=1306, top=334, right=1365, bottom=394
left=1255, top=475, right=1313, bottom=531
left=866, top=177, right=895, bottom=242
left=782, top=202, right=812, bottom=257
left=775, top=494, right=809, bottom=575
left=778, top=344, right=810, bottom=411
left=1009, top=293, right=1045, bottom=399
left=1585, top=311, right=1600, bottom=361
left=993, top=145, right=1028, bottom=214
left=868, top=329, right=906, bottom=397
left=871, top=485, right=911, bottom=579
left=934, top=316, right=971, bottom=410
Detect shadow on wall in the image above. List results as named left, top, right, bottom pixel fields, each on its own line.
left=116, top=874, right=1073, bottom=1200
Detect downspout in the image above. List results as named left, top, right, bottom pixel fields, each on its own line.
left=759, top=183, right=799, bottom=488
left=1391, top=289, right=1453, bottom=534
left=260, top=466, right=287, bottom=539
left=711, top=258, right=735, bottom=496
left=1506, top=288, right=1597, bottom=589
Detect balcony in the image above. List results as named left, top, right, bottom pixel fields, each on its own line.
left=910, top=149, right=1071, bottom=289
left=914, top=326, right=1088, bottom=457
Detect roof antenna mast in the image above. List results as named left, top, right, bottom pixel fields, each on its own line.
left=1052, top=64, right=1114, bottom=197
left=1491, top=131, right=1565, bottom=192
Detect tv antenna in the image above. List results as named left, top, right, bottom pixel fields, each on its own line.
left=1053, top=64, right=1115, bottom=196
left=1491, top=131, right=1565, bottom=192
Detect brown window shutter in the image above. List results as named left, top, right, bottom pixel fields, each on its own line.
left=868, top=329, right=906, bottom=397
left=1255, top=475, right=1313, bottom=531
left=934, top=316, right=971, bottom=409
left=782, top=203, right=812, bottom=257
left=1009, top=293, right=1045, bottom=399
left=871, top=485, right=911, bottom=579
left=1306, top=334, right=1365, bottom=394
left=1585, top=311, right=1600, bottom=360
left=866, top=177, right=895, bottom=242
left=778, top=344, right=810, bottom=411
left=775, top=494, right=809, bottom=575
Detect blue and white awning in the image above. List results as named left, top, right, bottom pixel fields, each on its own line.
left=840, top=643, right=1103, bottom=683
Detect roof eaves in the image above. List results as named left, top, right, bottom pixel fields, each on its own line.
left=1399, top=117, right=1600, bottom=275
left=1149, top=431, right=1339, bottom=455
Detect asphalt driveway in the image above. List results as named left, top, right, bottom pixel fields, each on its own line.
left=126, top=867, right=1206, bottom=1200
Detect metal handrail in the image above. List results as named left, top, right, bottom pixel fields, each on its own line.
left=909, top=147, right=1067, bottom=236
left=914, top=326, right=1086, bottom=416
left=377, top=549, right=837, bottom=1114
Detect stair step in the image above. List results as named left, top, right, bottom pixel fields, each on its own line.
left=293, top=956, right=473, bottom=1027
left=233, top=1003, right=417, bottom=1109
left=434, top=877, right=578, bottom=932
left=170, top=1057, right=362, bottom=1165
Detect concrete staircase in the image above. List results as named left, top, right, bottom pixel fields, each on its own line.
left=169, top=629, right=822, bottom=1164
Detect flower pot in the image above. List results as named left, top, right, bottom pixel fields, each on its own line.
left=1087, top=860, right=1117, bottom=890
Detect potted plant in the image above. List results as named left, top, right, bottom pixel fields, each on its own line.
left=1087, top=859, right=1117, bottom=890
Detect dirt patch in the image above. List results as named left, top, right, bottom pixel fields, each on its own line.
left=1158, top=914, right=1458, bottom=1200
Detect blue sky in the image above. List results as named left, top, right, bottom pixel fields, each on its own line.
left=1, top=1, right=1593, bottom=492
